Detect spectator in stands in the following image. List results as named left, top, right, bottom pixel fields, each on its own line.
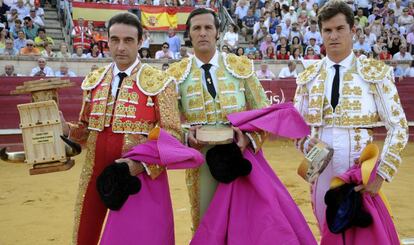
left=303, top=20, right=322, bottom=46
left=267, top=10, right=279, bottom=34
left=393, top=45, right=413, bottom=60
left=167, top=27, right=181, bottom=58
left=139, top=47, right=151, bottom=59
left=353, top=35, right=371, bottom=53
left=71, top=17, right=92, bottom=52
left=278, top=61, right=297, bottom=78
left=388, top=35, right=404, bottom=55
left=30, top=57, right=54, bottom=77
left=14, top=30, right=27, bottom=51
left=369, top=16, right=384, bottom=37
left=55, top=63, right=76, bottom=77
left=303, top=47, right=320, bottom=59
left=247, top=52, right=255, bottom=59
left=14, top=0, right=29, bottom=20
left=1, top=64, right=18, bottom=76
left=306, top=37, right=321, bottom=55
left=161, top=63, right=169, bottom=71
left=7, top=8, right=19, bottom=28
left=356, top=8, right=369, bottom=28
left=9, top=19, right=23, bottom=39
left=368, top=7, right=382, bottom=24
left=379, top=46, right=393, bottom=60
left=19, top=39, right=40, bottom=56
left=309, top=3, right=319, bottom=18
left=72, top=46, right=87, bottom=58
left=29, top=8, right=44, bottom=27
left=256, top=62, right=276, bottom=79
left=364, top=26, right=377, bottom=46
left=398, top=7, right=414, bottom=31
left=23, top=16, right=39, bottom=40
left=260, top=34, right=276, bottom=57
left=155, top=42, right=174, bottom=59
left=244, top=40, right=257, bottom=55
left=290, top=36, right=303, bottom=55
left=271, top=25, right=286, bottom=44
left=353, top=49, right=367, bottom=58
left=0, top=27, right=7, bottom=50
left=253, top=17, right=269, bottom=41
left=0, top=39, right=18, bottom=55
left=223, top=23, right=239, bottom=51
left=41, top=42, right=56, bottom=58
left=236, top=46, right=245, bottom=56
left=254, top=25, right=269, bottom=45
left=390, top=60, right=405, bottom=78
left=241, top=9, right=257, bottom=41
left=277, top=46, right=290, bottom=60
left=33, top=2, right=45, bottom=19
left=405, top=60, right=414, bottom=77
left=390, top=0, right=404, bottom=18
left=373, top=36, right=386, bottom=56
left=254, top=49, right=263, bottom=60
left=288, top=22, right=303, bottom=43
left=235, top=0, right=249, bottom=27
left=263, top=45, right=276, bottom=59
left=296, top=11, right=308, bottom=29
left=34, top=28, right=54, bottom=52
left=290, top=47, right=303, bottom=60
left=221, top=45, right=230, bottom=54
left=56, top=43, right=71, bottom=58
left=141, top=29, right=152, bottom=49
left=176, top=46, right=189, bottom=59
left=407, top=25, right=414, bottom=54
left=281, top=18, right=292, bottom=37
left=86, top=44, right=103, bottom=58
left=284, top=6, right=297, bottom=23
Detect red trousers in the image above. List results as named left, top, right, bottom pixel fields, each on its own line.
left=76, top=128, right=124, bottom=245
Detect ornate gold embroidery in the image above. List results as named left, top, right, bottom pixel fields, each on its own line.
left=72, top=131, right=98, bottom=244
left=157, top=82, right=182, bottom=141
left=358, top=58, right=389, bottom=82
left=186, top=167, right=201, bottom=233
left=225, top=54, right=253, bottom=78
left=138, top=65, right=171, bottom=95
left=311, top=83, right=324, bottom=94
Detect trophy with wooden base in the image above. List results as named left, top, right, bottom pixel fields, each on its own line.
left=0, top=78, right=81, bottom=175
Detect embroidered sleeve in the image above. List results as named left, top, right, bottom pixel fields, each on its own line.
left=147, top=82, right=183, bottom=180
left=373, top=68, right=409, bottom=182
left=293, top=84, right=310, bottom=154
left=243, top=75, right=270, bottom=153
left=69, top=90, right=91, bottom=145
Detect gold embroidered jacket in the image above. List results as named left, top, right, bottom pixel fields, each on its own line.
left=294, top=57, right=408, bottom=181
left=167, top=53, right=270, bottom=152
left=71, top=63, right=182, bottom=177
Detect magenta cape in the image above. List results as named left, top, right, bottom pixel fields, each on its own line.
left=99, top=129, right=204, bottom=245
left=320, top=148, right=399, bottom=245
left=191, top=103, right=316, bottom=245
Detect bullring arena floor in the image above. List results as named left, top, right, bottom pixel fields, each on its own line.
left=0, top=140, right=413, bottom=244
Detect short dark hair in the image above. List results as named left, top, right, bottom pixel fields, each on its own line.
left=37, top=27, right=46, bottom=34
left=186, top=8, right=220, bottom=34
left=317, top=0, right=354, bottom=30
left=162, top=42, right=169, bottom=48
left=107, top=12, right=143, bottom=41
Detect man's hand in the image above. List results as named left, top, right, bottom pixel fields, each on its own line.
left=115, top=158, right=145, bottom=176
left=232, top=126, right=250, bottom=152
left=354, top=174, right=384, bottom=197
left=306, top=137, right=323, bottom=153
left=188, top=125, right=206, bottom=151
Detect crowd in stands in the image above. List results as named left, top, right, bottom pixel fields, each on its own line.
left=1, top=0, right=414, bottom=78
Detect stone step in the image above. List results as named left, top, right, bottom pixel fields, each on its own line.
left=44, top=19, right=60, bottom=25
left=45, top=12, right=58, bottom=19
left=44, top=22, right=61, bottom=29
left=48, top=33, right=64, bottom=40
left=46, top=28, right=64, bottom=34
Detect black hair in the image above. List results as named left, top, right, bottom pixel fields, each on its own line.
left=37, top=27, right=46, bottom=34
left=162, top=42, right=169, bottom=48
left=186, top=8, right=220, bottom=36
left=318, top=0, right=354, bottom=30
left=107, top=12, right=143, bottom=41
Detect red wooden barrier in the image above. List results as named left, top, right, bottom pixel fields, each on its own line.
left=1, top=77, right=413, bottom=148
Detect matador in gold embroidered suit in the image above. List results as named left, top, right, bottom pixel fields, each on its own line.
left=68, top=60, right=181, bottom=244
left=294, top=54, right=409, bottom=229
left=167, top=51, right=269, bottom=231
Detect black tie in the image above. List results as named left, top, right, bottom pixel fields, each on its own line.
left=331, top=64, right=340, bottom=110
left=201, top=63, right=216, bottom=98
left=115, top=72, right=128, bottom=99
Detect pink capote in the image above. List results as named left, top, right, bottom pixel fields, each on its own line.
left=191, top=103, right=317, bottom=245
left=99, top=129, right=204, bottom=245
left=320, top=162, right=400, bottom=244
